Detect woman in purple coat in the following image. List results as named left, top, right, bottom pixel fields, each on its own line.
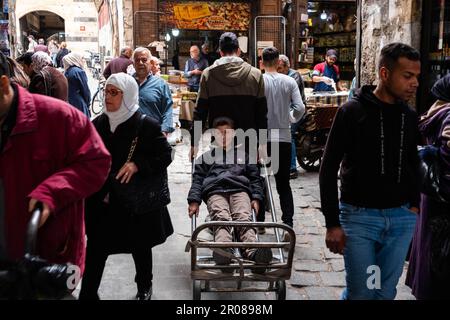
left=406, top=74, right=450, bottom=299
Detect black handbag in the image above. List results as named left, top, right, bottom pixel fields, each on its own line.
left=110, top=115, right=170, bottom=216
left=418, top=144, right=450, bottom=203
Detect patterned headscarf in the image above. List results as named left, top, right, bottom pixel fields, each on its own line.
left=31, top=51, right=52, bottom=73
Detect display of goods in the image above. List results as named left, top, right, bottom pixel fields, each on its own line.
left=160, top=2, right=251, bottom=31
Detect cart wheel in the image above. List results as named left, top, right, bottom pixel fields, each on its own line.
left=276, top=280, right=286, bottom=300
left=296, top=135, right=322, bottom=172
left=193, top=280, right=202, bottom=300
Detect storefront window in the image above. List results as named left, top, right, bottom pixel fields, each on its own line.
left=298, top=0, right=357, bottom=90
left=419, top=0, right=450, bottom=112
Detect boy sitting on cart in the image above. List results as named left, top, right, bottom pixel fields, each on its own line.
left=187, top=117, right=273, bottom=268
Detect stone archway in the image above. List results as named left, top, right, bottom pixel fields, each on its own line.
left=19, top=11, right=65, bottom=49
left=15, top=1, right=99, bottom=55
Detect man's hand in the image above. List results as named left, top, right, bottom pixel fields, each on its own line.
left=188, top=202, right=200, bottom=218
left=251, top=200, right=260, bottom=215
left=116, top=161, right=138, bottom=184
left=322, top=77, right=334, bottom=85
left=162, top=131, right=169, bottom=138
left=258, top=144, right=268, bottom=164
left=325, top=226, right=346, bottom=255
left=29, top=199, right=52, bottom=228
left=189, top=146, right=198, bottom=162
left=191, top=69, right=202, bottom=76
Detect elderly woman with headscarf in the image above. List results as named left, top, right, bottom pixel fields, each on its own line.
left=406, top=74, right=450, bottom=300
left=78, top=73, right=174, bottom=300
left=63, top=52, right=91, bottom=117
left=29, top=51, right=68, bottom=101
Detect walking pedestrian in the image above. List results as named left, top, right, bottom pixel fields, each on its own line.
left=261, top=47, right=305, bottom=235
left=56, top=42, right=69, bottom=69
left=184, top=45, right=208, bottom=92
left=26, top=35, right=37, bottom=53
left=406, top=73, right=450, bottom=299
left=189, top=32, right=267, bottom=161
left=319, top=43, right=421, bottom=300
left=277, top=54, right=307, bottom=179
left=103, top=47, right=133, bottom=79
left=0, top=52, right=111, bottom=278
left=132, top=47, right=174, bottom=136
left=79, top=73, right=173, bottom=300
left=28, top=52, right=68, bottom=101
left=63, top=52, right=91, bottom=117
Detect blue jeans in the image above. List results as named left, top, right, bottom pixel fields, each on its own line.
left=290, top=121, right=300, bottom=171
left=339, top=202, right=417, bottom=300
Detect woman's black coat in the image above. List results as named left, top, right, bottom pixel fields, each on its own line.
left=85, top=111, right=174, bottom=254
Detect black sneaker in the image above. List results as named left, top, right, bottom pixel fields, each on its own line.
left=248, top=248, right=273, bottom=274
left=135, top=286, right=152, bottom=300
left=249, top=248, right=273, bottom=264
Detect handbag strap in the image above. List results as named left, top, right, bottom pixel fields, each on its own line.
left=126, top=114, right=146, bottom=162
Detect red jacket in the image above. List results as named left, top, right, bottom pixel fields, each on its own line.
left=0, top=86, right=111, bottom=275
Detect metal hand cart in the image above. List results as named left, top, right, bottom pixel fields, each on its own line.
left=186, top=161, right=296, bottom=300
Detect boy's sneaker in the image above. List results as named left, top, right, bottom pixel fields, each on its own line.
left=248, top=248, right=273, bottom=264
left=213, top=248, right=235, bottom=273
left=248, top=248, right=273, bottom=274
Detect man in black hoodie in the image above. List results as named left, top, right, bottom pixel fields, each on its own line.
left=319, top=43, right=421, bottom=300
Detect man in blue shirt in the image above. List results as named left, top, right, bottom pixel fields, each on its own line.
left=312, top=49, right=346, bottom=92
left=133, top=47, right=174, bottom=136
left=184, top=45, right=209, bottom=92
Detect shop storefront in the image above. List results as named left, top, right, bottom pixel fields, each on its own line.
left=419, top=0, right=450, bottom=113
left=158, top=1, right=254, bottom=70
left=297, top=0, right=357, bottom=91
left=0, top=0, right=10, bottom=57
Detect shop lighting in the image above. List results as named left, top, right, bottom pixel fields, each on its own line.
left=165, top=33, right=171, bottom=41
left=320, top=10, right=327, bottom=20
left=171, top=29, right=180, bottom=37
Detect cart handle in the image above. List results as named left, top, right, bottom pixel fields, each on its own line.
left=25, top=203, right=43, bottom=255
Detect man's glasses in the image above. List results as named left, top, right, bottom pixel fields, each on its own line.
left=104, top=88, right=123, bottom=97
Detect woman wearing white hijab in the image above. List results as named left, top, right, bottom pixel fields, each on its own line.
left=80, top=73, right=174, bottom=300
left=63, top=52, right=91, bottom=117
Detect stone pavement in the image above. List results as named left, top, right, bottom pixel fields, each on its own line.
left=73, top=133, right=415, bottom=300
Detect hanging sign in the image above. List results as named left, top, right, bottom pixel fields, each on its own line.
left=161, top=1, right=251, bottom=31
